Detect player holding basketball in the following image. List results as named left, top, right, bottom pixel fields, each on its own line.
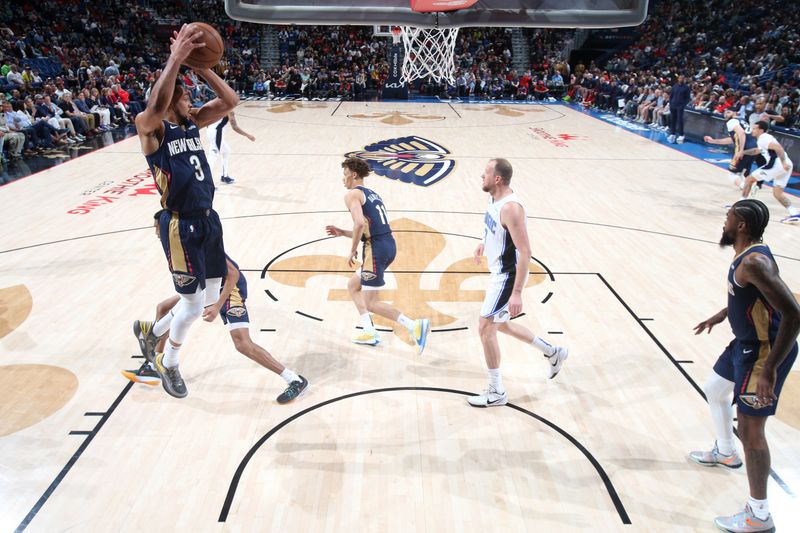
left=133, top=24, right=239, bottom=398
left=467, top=158, right=568, bottom=407
left=128, top=212, right=308, bottom=404
left=691, top=199, right=799, bottom=532
left=206, top=111, right=255, bottom=184
left=325, top=157, right=430, bottom=352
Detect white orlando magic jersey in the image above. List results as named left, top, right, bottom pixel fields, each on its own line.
left=483, top=192, right=525, bottom=276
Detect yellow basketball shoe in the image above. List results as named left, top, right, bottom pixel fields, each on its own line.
left=352, top=330, right=381, bottom=346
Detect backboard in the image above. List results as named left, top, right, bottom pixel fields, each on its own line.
left=225, top=1, right=650, bottom=29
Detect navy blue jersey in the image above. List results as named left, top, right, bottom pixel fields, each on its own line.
left=226, top=255, right=248, bottom=301
left=726, top=118, right=757, bottom=151
left=146, top=119, right=214, bottom=213
left=356, top=185, right=391, bottom=240
left=727, top=244, right=781, bottom=343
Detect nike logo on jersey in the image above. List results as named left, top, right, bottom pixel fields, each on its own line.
left=169, top=124, right=179, bottom=129
left=743, top=349, right=753, bottom=354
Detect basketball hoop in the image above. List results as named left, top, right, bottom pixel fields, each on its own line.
left=394, top=25, right=459, bottom=85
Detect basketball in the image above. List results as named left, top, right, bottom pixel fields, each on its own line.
left=184, top=22, right=224, bottom=69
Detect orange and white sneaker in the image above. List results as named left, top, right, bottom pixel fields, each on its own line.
left=714, top=504, right=774, bottom=532
left=121, top=363, right=161, bottom=386
left=688, top=441, right=743, bottom=469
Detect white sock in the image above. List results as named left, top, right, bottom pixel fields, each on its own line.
left=279, top=368, right=300, bottom=384
left=488, top=368, right=504, bottom=394
left=703, top=373, right=736, bottom=455
left=532, top=335, right=555, bottom=357
left=162, top=341, right=180, bottom=368
left=397, top=314, right=415, bottom=331
left=748, top=496, right=769, bottom=520
left=360, top=313, right=376, bottom=333
left=153, top=310, right=174, bottom=337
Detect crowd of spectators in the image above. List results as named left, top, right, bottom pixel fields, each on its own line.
left=571, top=0, right=800, bottom=132
left=5, top=0, right=800, bottom=166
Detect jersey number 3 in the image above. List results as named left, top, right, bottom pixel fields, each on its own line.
left=189, top=155, right=205, bottom=181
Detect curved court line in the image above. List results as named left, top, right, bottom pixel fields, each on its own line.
left=2, top=209, right=797, bottom=263
left=260, top=230, right=554, bottom=280
left=217, top=386, right=631, bottom=524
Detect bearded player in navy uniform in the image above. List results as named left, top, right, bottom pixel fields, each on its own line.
left=691, top=199, right=800, bottom=532
left=133, top=24, right=239, bottom=398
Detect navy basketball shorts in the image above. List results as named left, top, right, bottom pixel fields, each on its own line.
left=220, top=286, right=249, bottom=330
left=713, top=338, right=798, bottom=416
left=480, top=272, right=516, bottom=323
left=159, top=209, right=227, bottom=294
left=728, top=154, right=756, bottom=176
left=359, top=233, right=397, bottom=290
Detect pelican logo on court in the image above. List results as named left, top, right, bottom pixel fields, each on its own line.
left=227, top=306, right=246, bottom=318
left=345, top=136, right=455, bottom=187
left=172, top=273, right=196, bottom=288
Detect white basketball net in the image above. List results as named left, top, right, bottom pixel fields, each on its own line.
left=396, top=26, right=459, bottom=85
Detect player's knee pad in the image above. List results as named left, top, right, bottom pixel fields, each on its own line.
left=204, top=278, right=222, bottom=306
left=704, top=372, right=733, bottom=402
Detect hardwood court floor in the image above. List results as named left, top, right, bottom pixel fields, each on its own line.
left=1, top=101, right=799, bottom=532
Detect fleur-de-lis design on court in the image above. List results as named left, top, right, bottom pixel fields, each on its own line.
left=348, top=111, right=445, bottom=125
left=264, top=102, right=329, bottom=113
left=462, top=105, right=545, bottom=117
left=268, top=218, right=545, bottom=342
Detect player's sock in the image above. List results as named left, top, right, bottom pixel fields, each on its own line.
left=279, top=368, right=300, bottom=384
left=787, top=205, right=799, bottom=217
left=397, top=314, right=415, bottom=331
left=748, top=497, right=770, bottom=520
left=163, top=342, right=181, bottom=368
left=531, top=335, right=556, bottom=356
left=360, top=312, right=376, bottom=333
left=488, top=368, right=504, bottom=394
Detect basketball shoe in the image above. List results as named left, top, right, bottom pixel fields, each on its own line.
left=133, top=320, right=162, bottom=363
left=221, top=175, right=235, bottom=184
left=780, top=214, right=800, bottom=224
left=688, top=441, right=743, bottom=469
left=467, top=386, right=508, bottom=408
left=714, top=504, right=774, bottom=532
left=277, top=376, right=309, bottom=404
left=153, top=352, right=188, bottom=398
left=412, top=318, right=431, bottom=355
left=121, top=364, right=160, bottom=386
left=547, top=346, right=569, bottom=379
left=352, top=330, right=381, bottom=345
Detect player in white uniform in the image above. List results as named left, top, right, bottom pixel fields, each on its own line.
left=206, top=111, right=255, bottom=184
left=467, top=158, right=569, bottom=408
left=745, top=120, right=799, bottom=224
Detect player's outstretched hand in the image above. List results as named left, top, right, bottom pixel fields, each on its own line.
left=326, top=225, right=344, bottom=237
left=169, top=24, right=206, bottom=65
left=693, top=309, right=727, bottom=334
left=703, top=135, right=713, bottom=143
